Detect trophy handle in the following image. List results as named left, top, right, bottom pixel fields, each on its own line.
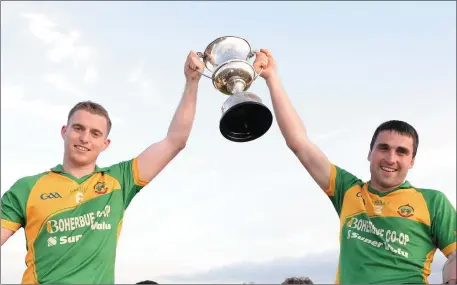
left=196, top=52, right=213, bottom=79
left=248, top=50, right=264, bottom=80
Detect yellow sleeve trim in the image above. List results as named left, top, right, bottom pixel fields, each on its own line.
left=1, top=219, right=21, bottom=232
left=132, top=157, right=149, bottom=187
left=324, top=164, right=337, bottom=197
left=442, top=242, right=457, bottom=257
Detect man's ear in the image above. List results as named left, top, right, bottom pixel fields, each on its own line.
left=61, top=125, right=67, bottom=139
left=101, top=138, right=111, bottom=152
left=409, top=157, right=415, bottom=169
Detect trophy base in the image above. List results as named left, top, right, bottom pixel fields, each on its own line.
left=219, top=92, right=273, bottom=143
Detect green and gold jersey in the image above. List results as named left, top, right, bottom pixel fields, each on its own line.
left=325, top=164, right=456, bottom=284
left=1, top=157, right=148, bottom=284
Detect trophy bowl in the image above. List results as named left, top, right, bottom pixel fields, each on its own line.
left=197, top=36, right=273, bottom=143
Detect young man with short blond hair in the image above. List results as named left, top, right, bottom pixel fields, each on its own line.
left=1, top=51, right=205, bottom=284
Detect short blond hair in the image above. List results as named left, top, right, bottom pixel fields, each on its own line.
left=67, top=101, right=112, bottom=135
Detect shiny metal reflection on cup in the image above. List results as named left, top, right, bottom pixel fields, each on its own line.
left=196, top=36, right=273, bottom=143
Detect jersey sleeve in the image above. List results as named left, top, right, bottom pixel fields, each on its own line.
left=107, top=157, right=149, bottom=209
left=324, top=164, right=362, bottom=216
left=1, top=178, right=31, bottom=232
left=430, top=192, right=456, bottom=256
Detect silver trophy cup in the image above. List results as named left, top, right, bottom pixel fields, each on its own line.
left=197, top=36, right=273, bottom=143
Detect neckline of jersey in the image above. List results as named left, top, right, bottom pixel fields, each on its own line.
left=50, top=164, right=108, bottom=184
left=367, top=180, right=413, bottom=197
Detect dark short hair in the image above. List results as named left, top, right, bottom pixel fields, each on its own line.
left=370, top=120, right=419, bottom=158
left=67, top=101, right=112, bottom=135
left=281, top=277, right=314, bottom=284
left=136, top=281, right=158, bottom=284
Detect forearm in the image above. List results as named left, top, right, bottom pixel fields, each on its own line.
left=266, top=73, right=308, bottom=150
left=166, top=79, right=198, bottom=148
left=265, top=72, right=331, bottom=190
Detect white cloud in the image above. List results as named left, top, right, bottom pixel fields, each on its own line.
left=21, top=12, right=92, bottom=67
left=45, top=73, right=84, bottom=97
left=1, top=82, right=125, bottom=126
left=1, top=82, right=71, bottom=121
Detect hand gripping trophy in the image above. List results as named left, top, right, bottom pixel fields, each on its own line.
left=196, top=36, right=273, bottom=143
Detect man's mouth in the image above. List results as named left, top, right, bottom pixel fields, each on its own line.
left=74, top=145, right=90, bottom=152
left=380, top=166, right=397, bottom=173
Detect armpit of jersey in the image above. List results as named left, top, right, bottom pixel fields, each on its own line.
left=416, top=188, right=457, bottom=255
left=325, top=164, right=363, bottom=216
left=106, top=158, right=149, bottom=209
left=132, top=157, right=149, bottom=187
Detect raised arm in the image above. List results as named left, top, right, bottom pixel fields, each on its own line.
left=254, top=49, right=331, bottom=191
left=136, top=51, right=204, bottom=183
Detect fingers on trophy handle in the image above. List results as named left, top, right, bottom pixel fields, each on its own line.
left=194, top=51, right=211, bottom=79
left=254, top=67, right=263, bottom=80
left=247, top=50, right=263, bottom=79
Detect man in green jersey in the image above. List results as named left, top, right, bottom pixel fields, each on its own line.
left=252, top=49, right=456, bottom=284
left=0, top=51, right=205, bottom=284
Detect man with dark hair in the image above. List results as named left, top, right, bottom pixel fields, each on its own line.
left=0, top=51, right=205, bottom=284
left=281, top=276, right=314, bottom=284
left=252, top=50, right=456, bottom=284
left=136, top=280, right=158, bottom=284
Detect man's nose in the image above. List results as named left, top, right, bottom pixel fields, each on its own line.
left=79, top=131, right=89, bottom=143
left=385, top=151, right=397, bottom=164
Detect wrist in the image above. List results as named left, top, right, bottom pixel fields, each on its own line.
left=265, top=72, right=280, bottom=87
left=185, top=78, right=199, bottom=89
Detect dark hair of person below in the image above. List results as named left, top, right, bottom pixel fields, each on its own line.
left=281, top=276, right=314, bottom=284
left=136, top=280, right=158, bottom=284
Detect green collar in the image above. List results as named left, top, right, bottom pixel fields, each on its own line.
left=51, top=164, right=109, bottom=184
left=51, top=164, right=108, bottom=173
left=367, top=180, right=413, bottom=197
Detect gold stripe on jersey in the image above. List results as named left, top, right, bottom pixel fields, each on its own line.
left=442, top=242, right=457, bottom=257
left=423, top=249, right=436, bottom=283
left=1, top=219, right=21, bottom=232
left=132, top=158, right=149, bottom=186
left=324, top=164, right=337, bottom=197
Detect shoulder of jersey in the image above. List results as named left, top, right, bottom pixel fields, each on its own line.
left=4, top=171, right=51, bottom=198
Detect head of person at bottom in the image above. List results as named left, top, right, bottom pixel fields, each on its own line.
left=136, top=280, right=158, bottom=284
left=61, top=101, right=112, bottom=169
left=281, top=276, right=314, bottom=284
left=368, top=120, right=419, bottom=192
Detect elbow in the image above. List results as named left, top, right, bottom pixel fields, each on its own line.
left=175, top=141, right=187, bottom=151
left=285, top=134, right=309, bottom=153
left=167, top=135, right=188, bottom=151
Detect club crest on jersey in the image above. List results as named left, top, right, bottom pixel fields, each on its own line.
left=94, top=182, right=108, bottom=194
left=397, top=204, right=414, bottom=218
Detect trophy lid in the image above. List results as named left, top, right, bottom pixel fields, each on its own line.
left=201, top=36, right=253, bottom=72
